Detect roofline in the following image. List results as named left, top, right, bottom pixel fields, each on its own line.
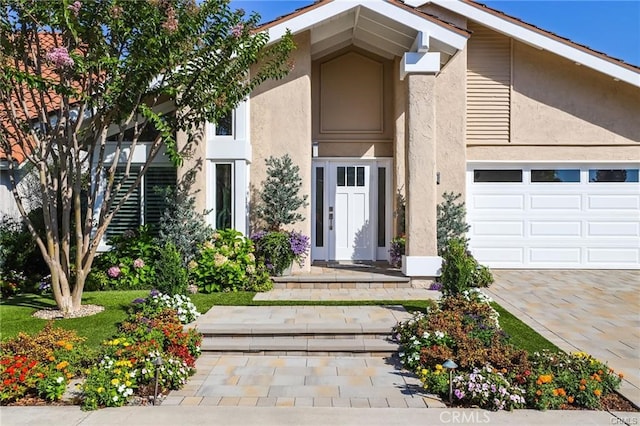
left=405, top=0, right=640, bottom=88
left=260, top=0, right=469, bottom=51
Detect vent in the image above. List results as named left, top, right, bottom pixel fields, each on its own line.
left=466, top=23, right=511, bottom=143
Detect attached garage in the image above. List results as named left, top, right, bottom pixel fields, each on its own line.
left=467, top=164, right=640, bottom=269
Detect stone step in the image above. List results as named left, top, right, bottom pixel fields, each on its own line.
left=200, top=336, right=399, bottom=357
left=272, top=281, right=412, bottom=289
left=195, top=323, right=394, bottom=338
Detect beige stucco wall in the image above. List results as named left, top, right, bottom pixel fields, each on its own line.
left=177, top=127, right=207, bottom=213
left=435, top=48, right=467, bottom=198
left=250, top=32, right=313, bottom=271
left=467, top=34, right=640, bottom=161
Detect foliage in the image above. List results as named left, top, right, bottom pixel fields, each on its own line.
left=437, top=192, right=470, bottom=255
left=440, top=239, right=493, bottom=297
left=251, top=230, right=310, bottom=276
left=156, top=188, right=213, bottom=266
left=154, top=243, right=189, bottom=296
left=130, top=290, right=200, bottom=324
left=190, top=229, right=272, bottom=293
left=89, top=226, right=157, bottom=291
left=1, top=270, right=26, bottom=299
left=394, top=291, right=623, bottom=411
left=451, top=365, right=526, bottom=411
left=0, top=323, right=89, bottom=403
left=255, top=155, right=309, bottom=230
left=389, top=235, right=405, bottom=268
left=522, top=350, right=622, bottom=410
left=82, top=292, right=202, bottom=409
left=0, top=0, right=295, bottom=314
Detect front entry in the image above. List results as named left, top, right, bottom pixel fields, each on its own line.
left=312, top=159, right=392, bottom=262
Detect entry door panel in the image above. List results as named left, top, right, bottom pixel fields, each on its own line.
left=330, top=164, right=371, bottom=260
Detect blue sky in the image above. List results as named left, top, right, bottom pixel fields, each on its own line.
left=229, top=0, right=640, bottom=66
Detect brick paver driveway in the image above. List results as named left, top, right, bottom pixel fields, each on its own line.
left=486, top=270, right=639, bottom=407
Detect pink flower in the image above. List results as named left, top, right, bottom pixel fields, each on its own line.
left=133, top=258, right=145, bottom=269
left=231, top=23, right=244, bottom=38
left=46, top=47, right=74, bottom=68
left=67, top=1, right=82, bottom=16
left=162, top=7, right=178, bottom=33
left=107, top=266, right=121, bottom=278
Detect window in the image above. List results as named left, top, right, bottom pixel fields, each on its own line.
left=107, top=166, right=176, bottom=237
left=589, top=169, right=639, bottom=183
left=215, top=110, right=233, bottom=136
left=215, top=164, right=233, bottom=229
left=531, top=169, right=580, bottom=183
left=473, top=170, right=523, bottom=183
left=315, top=167, right=324, bottom=247
left=377, top=167, right=386, bottom=248
left=337, top=166, right=365, bottom=187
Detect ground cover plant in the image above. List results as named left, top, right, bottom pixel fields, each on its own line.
left=393, top=289, right=627, bottom=411
left=0, top=290, right=201, bottom=409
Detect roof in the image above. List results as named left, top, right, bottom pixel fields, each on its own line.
left=406, top=0, right=640, bottom=87
left=260, top=0, right=639, bottom=88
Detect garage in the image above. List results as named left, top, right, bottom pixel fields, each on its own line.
left=466, top=164, right=640, bottom=269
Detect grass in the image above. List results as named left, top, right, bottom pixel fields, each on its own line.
left=492, top=302, right=560, bottom=353
left=1, top=290, right=557, bottom=355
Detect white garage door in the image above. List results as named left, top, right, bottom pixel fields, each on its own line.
left=467, top=164, right=640, bottom=269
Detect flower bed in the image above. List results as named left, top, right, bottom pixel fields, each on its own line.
left=0, top=290, right=202, bottom=409
left=393, top=290, right=628, bottom=411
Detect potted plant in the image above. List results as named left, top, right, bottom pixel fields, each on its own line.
left=251, top=230, right=309, bottom=276
left=253, top=154, right=310, bottom=276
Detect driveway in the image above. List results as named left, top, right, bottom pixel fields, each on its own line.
left=486, top=270, right=639, bottom=407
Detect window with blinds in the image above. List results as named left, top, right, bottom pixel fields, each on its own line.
left=106, top=166, right=176, bottom=238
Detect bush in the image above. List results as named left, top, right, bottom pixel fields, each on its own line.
left=156, top=188, right=212, bottom=266
left=437, top=192, right=470, bottom=255
left=389, top=236, right=405, bottom=268
left=190, top=229, right=271, bottom=292
left=251, top=230, right=310, bottom=276
left=154, top=243, right=189, bottom=296
left=0, top=214, right=48, bottom=284
left=440, top=239, right=494, bottom=296
left=90, top=226, right=157, bottom=290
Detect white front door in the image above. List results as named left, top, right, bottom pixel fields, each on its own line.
left=330, top=163, right=372, bottom=260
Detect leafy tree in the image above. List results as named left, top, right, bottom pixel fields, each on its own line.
left=255, top=154, right=308, bottom=230
left=0, top=0, right=294, bottom=313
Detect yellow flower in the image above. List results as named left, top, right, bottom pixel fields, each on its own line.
left=594, top=389, right=602, bottom=397
left=56, top=361, right=69, bottom=370
left=125, top=380, right=132, bottom=387
left=64, top=343, right=73, bottom=350
left=97, top=387, right=104, bottom=394
left=435, top=364, right=443, bottom=371
left=111, top=378, right=120, bottom=385
left=421, top=369, right=428, bottom=376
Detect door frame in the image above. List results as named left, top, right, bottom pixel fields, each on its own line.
left=311, top=157, right=393, bottom=262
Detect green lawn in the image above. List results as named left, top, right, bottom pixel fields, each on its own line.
left=1, top=290, right=558, bottom=354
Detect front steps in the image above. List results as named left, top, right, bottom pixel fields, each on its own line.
left=272, top=263, right=411, bottom=290
left=190, top=306, right=411, bottom=357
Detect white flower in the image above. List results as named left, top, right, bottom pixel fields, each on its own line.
left=56, top=376, right=64, bottom=384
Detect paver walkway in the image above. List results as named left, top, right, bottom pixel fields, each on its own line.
left=254, top=288, right=439, bottom=301
left=486, top=269, right=639, bottom=407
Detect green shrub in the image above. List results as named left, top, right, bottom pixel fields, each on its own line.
left=437, top=192, right=470, bottom=255
left=190, top=229, right=269, bottom=293
left=90, top=226, right=158, bottom=290
left=154, top=243, right=189, bottom=296
left=440, top=238, right=476, bottom=297
left=0, top=213, right=48, bottom=283
left=156, top=188, right=212, bottom=266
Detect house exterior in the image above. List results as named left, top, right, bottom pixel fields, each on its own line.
left=3, top=0, right=639, bottom=280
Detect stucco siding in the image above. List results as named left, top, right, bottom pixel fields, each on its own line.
left=436, top=47, right=467, bottom=199
left=250, top=32, right=313, bottom=269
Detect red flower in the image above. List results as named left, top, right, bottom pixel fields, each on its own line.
left=3, top=378, right=13, bottom=385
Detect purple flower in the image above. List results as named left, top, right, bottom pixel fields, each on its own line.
left=132, top=298, right=145, bottom=304
left=46, top=47, right=74, bottom=68
left=150, top=289, right=160, bottom=297
left=67, top=1, right=81, bottom=16
left=429, top=282, right=443, bottom=291
left=250, top=230, right=267, bottom=242
left=107, top=266, right=121, bottom=278
left=454, top=389, right=465, bottom=399
left=288, top=231, right=310, bottom=257
left=133, top=258, right=145, bottom=269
